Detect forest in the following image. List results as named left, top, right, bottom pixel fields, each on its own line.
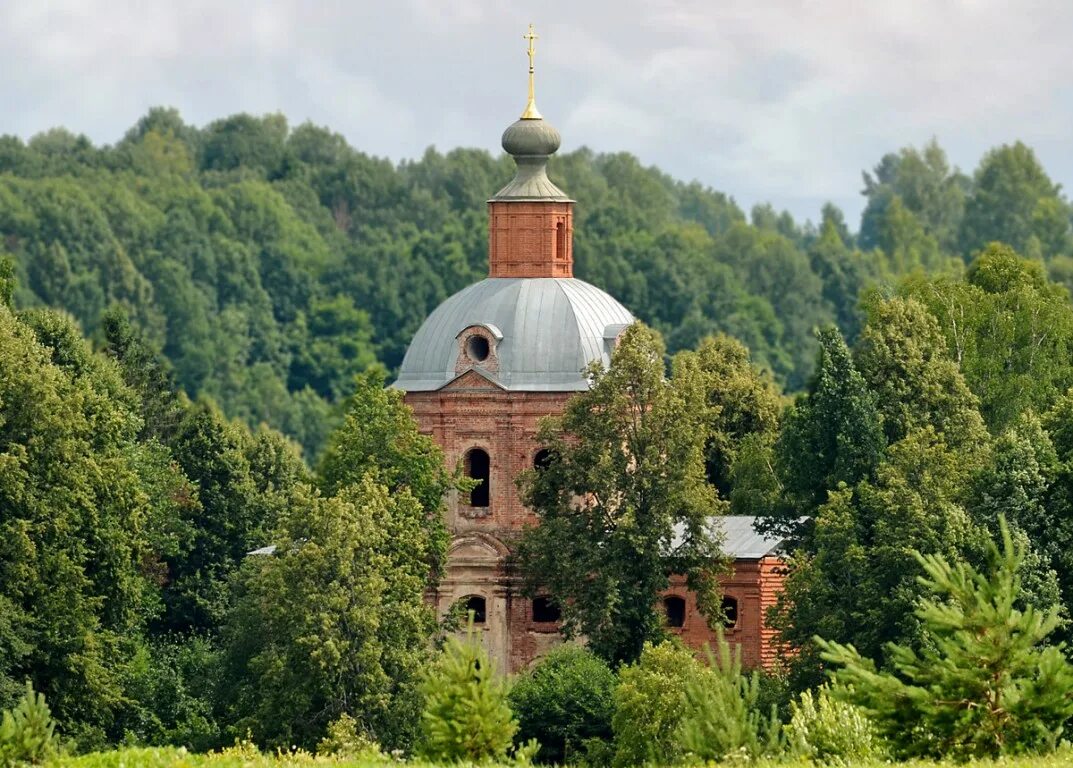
left=2, top=109, right=1072, bottom=456
left=5, top=110, right=1073, bottom=766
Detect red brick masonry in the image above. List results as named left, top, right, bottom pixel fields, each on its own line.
left=407, top=382, right=786, bottom=673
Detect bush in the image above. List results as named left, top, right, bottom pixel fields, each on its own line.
left=678, top=632, right=782, bottom=761
left=785, top=685, right=883, bottom=764
left=509, top=645, right=616, bottom=765
left=315, top=713, right=383, bottom=759
left=418, top=627, right=534, bottom=763
left=0, top=683, right=58, bottom=767
left=611, top=642, right=698, bottom=767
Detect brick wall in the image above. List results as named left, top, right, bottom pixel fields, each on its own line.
left=407, top=383, right=786, bottom=673
left=488, top=201, right=573, bottom=278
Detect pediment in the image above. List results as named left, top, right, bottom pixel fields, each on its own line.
left=440, top=368, right=506, bottom=392
left=448, top=533, right=509, bottom=565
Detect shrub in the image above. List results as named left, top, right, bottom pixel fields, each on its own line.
left=611, top=642, right=698, bottom=767
left=785, top=685, right=883, bottom=764
left=509, top=645, right=616, bottom=764
left=0, top=683, right=58, bottom=767
left=678, top=632, right=782, bottom=761
left=315, top=713, right=383, bottom=759
left=418, top=627, right=533, bottom=763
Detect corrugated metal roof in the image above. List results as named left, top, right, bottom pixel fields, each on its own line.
left=673, top=516, right=785, bottom=559
left=393, top=277, right=634, bottom=392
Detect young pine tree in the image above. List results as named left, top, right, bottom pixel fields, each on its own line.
left=418, top=625, right=531, bottom=763
left=818, top=517, right=1073, bottom=759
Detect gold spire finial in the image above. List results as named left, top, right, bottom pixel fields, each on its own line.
left=521, top=23, right=542, bottom=119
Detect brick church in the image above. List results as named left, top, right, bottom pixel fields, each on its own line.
left=393, top=32, right=785, bottom=673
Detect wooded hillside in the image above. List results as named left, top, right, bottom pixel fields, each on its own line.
left=2, top=110, right=1071, bottom=455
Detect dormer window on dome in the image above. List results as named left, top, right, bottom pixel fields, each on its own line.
left=455, top=323, right=502, bottom=376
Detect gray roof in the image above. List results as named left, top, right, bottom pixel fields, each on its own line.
left=673, top=516, right=785, bottom=559
left=393, top=277, right=634, bottom=392
left=491, top=156, right=572, bottom=201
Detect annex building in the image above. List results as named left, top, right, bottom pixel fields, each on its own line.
left=393, top=31, right=785, bottom=673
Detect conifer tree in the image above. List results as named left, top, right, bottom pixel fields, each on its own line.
left=418, top=625, right=524, bottom=763
left=819, top=518, right=1073, bottom=759
left=768, top=326, right=884, bottom=535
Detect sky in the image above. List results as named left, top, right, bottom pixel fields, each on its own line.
left=3, top=0, right=1073, bottom=226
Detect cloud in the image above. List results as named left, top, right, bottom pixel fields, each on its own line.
left=2, top=0, right=1071, bottom=224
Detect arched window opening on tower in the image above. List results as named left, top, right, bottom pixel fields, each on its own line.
left=534, top=448, right=554, bottom=471
left=532, top=596, right=561, bottom=623
left=555, top=220, right=566, bottom=261
left=722, top=596, right=739, bottom=629
left=458, top=594, right=487, bottom=624
left=465, top=448, right=490, bottom=507
left=664, top=595, right=686, bottom=628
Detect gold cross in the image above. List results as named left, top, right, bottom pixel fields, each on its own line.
left=524, top=23, right=538, bottom=74
left=521, top=23, right=542, bottom=119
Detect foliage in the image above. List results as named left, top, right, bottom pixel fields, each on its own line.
left=855, top=296, right=987, bottom=453
left=417, top=627, right=526, bottom=764
left=119, top=634, right=220, bottom=750
left=771, top=326, right=884, bottom=529
left=678, top=632, right=783, bottom=762
left=819, top=518, right=1073, bottom=760
left=785, top=685, right=884, bottom=764
left=0, top=304, right=159, bottom=743
left=903, top=244, right=1073, bottom=432
left=0, top=683, right=59, bottom=767
left=507, top=646, right=616, bottom=765
left=315, top=715, right=383, bottom=760
left=318, top=367, right=451, bottom=534
left=516, top=323, right=726, bottom=664
left=672, top=333, right=782, bottom=499
left=610, top=642, right=698, bottom=768
left=220, top=478, right=438, bottom=752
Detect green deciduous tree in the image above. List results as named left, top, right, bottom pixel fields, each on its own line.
left=0, top=306, right=158, bottom=744
left=516, top=323, right=725, bottom=664
left=961, top=142, right=1072, bottom=259
left=856, top=295, right=987, bottom=453
left=611, top=642, right=698, bottom=767
left=221, top=478, right=438, bottom=751
left=673, top=334, right=782, bottom=499
left=508, top=645, right=616, bottom=765
left=904, top=244, right=1073, bottom=431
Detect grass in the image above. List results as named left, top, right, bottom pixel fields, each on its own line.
left=41, top=745, right=1073, bottom=768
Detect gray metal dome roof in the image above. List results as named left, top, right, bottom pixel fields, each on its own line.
left=394, top=278, right=634, bottom=392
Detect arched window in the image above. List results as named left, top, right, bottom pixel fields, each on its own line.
left=722, top=596, right=739, bottom=629
left=534, top=448, right=553, bottom=471
left=532, top=596, right=561, bottom=623
left=465, top=448, right=490, bottom=507
left=461, top=594, right=486, bottom=624
left=555, top=221, right=566, bottom=261
left=664, top=595, right=686, bottom=628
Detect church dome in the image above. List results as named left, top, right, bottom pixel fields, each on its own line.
left=394, top=277, right=634, bottom=392
left=501, top=118, right=561, bottom=157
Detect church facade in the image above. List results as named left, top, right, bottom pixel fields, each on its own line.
left=393, top=39, right=784, bottom=673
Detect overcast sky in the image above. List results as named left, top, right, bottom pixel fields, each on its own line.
left=3, top=0, right=1072, bottom=225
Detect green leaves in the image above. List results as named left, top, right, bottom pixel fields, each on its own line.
left=516, top=323, right=726, bottom=664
